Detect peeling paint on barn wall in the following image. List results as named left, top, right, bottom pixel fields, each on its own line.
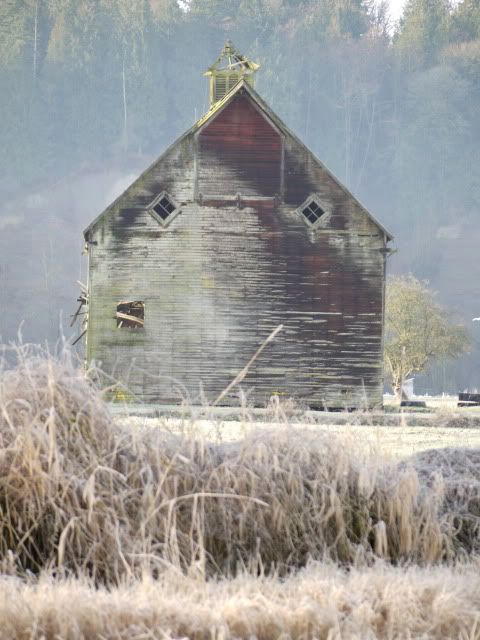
left=84, top=77, right=391, bottom=409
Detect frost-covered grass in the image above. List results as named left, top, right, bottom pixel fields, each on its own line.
left=116, top=413, right=480, bottom=458
left=2, top=562, right=480, bottom=640
left=0, top=344, right=479, bottom=639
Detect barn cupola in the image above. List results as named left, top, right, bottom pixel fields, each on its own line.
left=204, top=41, right=260, bottom=106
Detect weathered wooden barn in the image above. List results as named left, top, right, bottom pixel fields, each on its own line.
left=83, top=42, right=393, bottom=408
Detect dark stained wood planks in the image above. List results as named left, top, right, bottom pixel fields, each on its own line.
left=197, top=94, right=283, bottom=198
left=85, top=84, right=390, bottom=409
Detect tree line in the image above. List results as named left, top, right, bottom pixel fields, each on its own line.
left=0, top=0, right=479, bottom=392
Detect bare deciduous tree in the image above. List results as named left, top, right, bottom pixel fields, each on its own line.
left=384, top=275, right=471, bottom=397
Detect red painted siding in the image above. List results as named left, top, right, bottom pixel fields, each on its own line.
left=197, top=93, right=282, bottom=198
left=86, top=87, right=389, bottom=408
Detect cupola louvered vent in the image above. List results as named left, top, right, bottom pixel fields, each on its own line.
left=213, top=73, right=245, bottom=102
left=214, top=76, right=228, bottom=102
left=204, top=41, right=260, bottom=106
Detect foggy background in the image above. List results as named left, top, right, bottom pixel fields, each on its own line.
left=0, top=0, right=479, bottom=394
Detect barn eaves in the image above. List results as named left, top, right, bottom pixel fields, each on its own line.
left=148, top=191, right=180, bottom=226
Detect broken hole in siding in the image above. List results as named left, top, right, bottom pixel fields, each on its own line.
left=116, top=301, right=145, bottom=329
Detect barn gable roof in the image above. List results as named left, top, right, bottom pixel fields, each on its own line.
left=84, top=80, right=393, bottom=241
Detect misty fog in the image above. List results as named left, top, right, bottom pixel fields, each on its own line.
left=1, top=0, right=479, bottom=393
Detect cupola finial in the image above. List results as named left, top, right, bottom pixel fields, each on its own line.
left=204, top=42, right=260, bottom=106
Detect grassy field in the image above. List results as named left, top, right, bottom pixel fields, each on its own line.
left=115, top=402, right=480, bottom=459
left=1, top=345, right=479, bottom=639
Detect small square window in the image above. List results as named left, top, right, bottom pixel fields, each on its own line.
left=301, top=201, right=325, bottom=225
left=148, top=191, right=180, bottom=226
left=153, top=196, right=176, bottom=220
left=116, top=301, right=145, bottom=329
left=296, top=195, right=328, bottom=229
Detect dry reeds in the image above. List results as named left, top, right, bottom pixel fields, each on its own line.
left=1, top=562, right=480, bottom=640
left=0, top=344, right=479, bottom=584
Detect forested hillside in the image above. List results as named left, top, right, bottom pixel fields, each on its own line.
left=0, top=0, right=479, bottom=393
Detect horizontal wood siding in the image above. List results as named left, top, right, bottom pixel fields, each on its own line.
left=197, top=94, right=282, bottom=198
left=86, top=89, right=387, bottom=408
left=88, top=206, right=385, bottom=407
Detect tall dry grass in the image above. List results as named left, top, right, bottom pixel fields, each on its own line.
left=0, top=344, right=479, bottom=583
left=2, top=561, right=480, bottom=640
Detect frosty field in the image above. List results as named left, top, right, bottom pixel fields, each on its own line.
left=0, top=346, right=479, bottom=639
left=115, top=405, right=480, bottom=459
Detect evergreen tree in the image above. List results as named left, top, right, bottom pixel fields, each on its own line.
left=451, top=0, right=480, bottom=42
left=395, top=0, right=451, bottom=68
